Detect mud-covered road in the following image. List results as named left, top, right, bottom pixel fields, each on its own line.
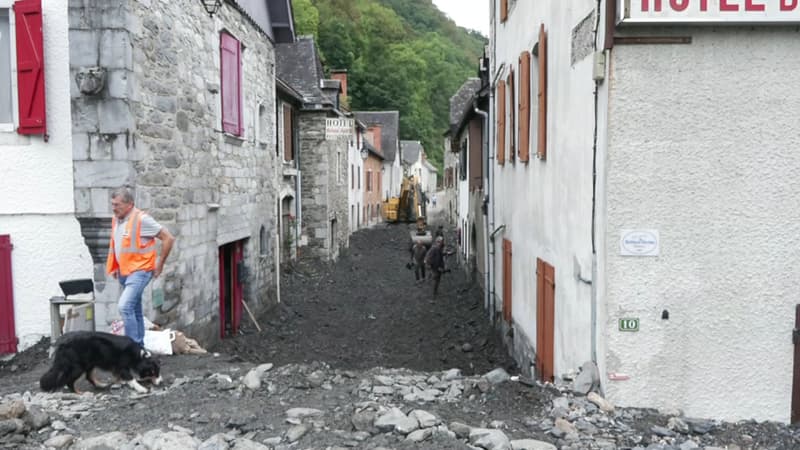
left=0, top=215, right=798, bottom=449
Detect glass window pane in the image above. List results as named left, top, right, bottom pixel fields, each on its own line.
left=0, top=9, right=12, bottom=124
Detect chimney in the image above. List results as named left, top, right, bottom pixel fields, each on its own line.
left=331, top=69, right=348, bottom=104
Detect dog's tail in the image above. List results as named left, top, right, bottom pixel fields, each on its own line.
left=39, top=366, right=68, bottom=392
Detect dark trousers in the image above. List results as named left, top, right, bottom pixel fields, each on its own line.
left=415, top=263, right=426, bottom=281
left=432, top=269, right=442, bottom=295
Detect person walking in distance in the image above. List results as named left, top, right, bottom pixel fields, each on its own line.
left=411, top=240, right=428, bottom=284
left=106, top=187, right=175, bottom=348
left=426, top=236, right=445, bottom=297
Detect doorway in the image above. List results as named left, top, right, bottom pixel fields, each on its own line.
left=536, top=258, right=555, bottom=382
left=0, top=235, right=16, bottom=354
left=219, top=240, right=244, bottom=338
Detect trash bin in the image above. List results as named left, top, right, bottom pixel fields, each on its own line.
left=49, top=278, right=95, bottom=344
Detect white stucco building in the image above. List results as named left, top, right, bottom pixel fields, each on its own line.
left=0, top=0, right=93, bottom=352
left=489, top=0, right=800, bottom=423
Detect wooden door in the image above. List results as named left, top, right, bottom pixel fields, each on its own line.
left=0, top=235, right=16, bottom=354
left=219, top=240, right=244, bottom=338
left=536, top=258, right=555, bottom=382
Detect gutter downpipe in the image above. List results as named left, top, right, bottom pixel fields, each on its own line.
left=473, top=102, right=491, bottom=322
left=487, top=62, right=504, bottom=326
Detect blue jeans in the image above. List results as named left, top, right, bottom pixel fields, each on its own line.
left=118, top=270, right=153, bottom=347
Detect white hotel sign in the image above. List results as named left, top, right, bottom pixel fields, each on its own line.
left=618, top=0, right=800, bottom=24
left=325, top=118, right=354, bottom=140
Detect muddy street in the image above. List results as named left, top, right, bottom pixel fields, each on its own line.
left=0, top=224, right=799, bottom=449
left=210, top=222, right=514, bottom=375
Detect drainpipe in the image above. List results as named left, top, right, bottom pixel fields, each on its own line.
left=486, top=63, right=505, bottom=325
left=473, top=102, right=491, bottom=322
left=473, top=101, right=494, bottom=319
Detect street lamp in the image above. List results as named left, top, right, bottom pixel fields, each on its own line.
left=200, top=0, right=222, bottom=17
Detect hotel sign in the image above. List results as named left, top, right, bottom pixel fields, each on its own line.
left=618, top=0, right=800, bottom=24
left=325, top=118, right=354, bottom=140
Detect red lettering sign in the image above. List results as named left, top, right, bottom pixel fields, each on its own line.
left=782, top=0, right=798, bottom=11
left=720, top=0, right=739, bottom=11
left=642, top=0, right=663, bottom=12
left=670, top=0, right=690, bottom=11
left=745, top=0, right=766, bottom=11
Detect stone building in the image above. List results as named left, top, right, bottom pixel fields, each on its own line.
left=275, top=77, right=302, bottom=263
left=68, top=0, right=295, bottom=342
left=275, top=36, right=350, bottom=261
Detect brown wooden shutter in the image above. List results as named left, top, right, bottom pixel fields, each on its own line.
left=496, top=80, right=506, bottom=166
left=502, top=239, right=512, bottom=323
left=283, top=105, right=293, bottom=161
left=519, top=51, right=531, bottom=162
left=537, top=24, right=548, bottom=160
left=507, top=69, right=515, bottom=162
left=500, top=0, right=508, bottom=22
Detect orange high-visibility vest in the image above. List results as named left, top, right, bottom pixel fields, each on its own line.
left=106, top=208, right=157, bottom=276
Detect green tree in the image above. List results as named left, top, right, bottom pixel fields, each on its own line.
left=292, top=0, right=320, bottom=41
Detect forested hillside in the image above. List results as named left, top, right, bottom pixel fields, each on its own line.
left=291, top=0, right=488, bottom=171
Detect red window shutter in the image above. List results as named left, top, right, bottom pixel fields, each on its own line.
left=220, top=32, right=242, bottom=136
left=537, top=24, right=548, bottom=160
left=500, top=0, right=508, bottom=22
left=507, top=69, right=515, bottom=162
left=496, top=80, right=506, bottom=166
left=519, top=51, right=531, bottom=163
left=14, top=0, right=46, bottom=137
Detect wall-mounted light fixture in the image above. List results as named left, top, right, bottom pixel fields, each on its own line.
left=200, top=0, right=222, bottom=17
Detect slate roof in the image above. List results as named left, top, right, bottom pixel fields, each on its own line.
left=449, top=78, right=481, bottom=128
left=363, top=140, right=384, bottom=160
left=275, top=36, right=331, bottom=107
left=353, top=111, right=400, bottom=162
left=400, top=140, right=423, bottom=166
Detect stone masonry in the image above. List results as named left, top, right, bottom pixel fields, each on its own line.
left=68, top=0, right=279, bottom=343
left=298, top=110, right=349, bottom=260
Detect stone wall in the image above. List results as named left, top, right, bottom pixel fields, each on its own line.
left=297, top=110, right=349, bottom=260
left=68, top=0, right=279, bottom=344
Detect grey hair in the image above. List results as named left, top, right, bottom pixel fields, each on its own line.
left=111, top=186, right=135, bottom=204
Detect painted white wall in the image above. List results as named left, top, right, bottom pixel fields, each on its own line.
left=0, top=0, right=93, bottom=351
left=383, top=153, right=401, bottom=200
left=490, top=0, right=597, bottom=377
left=455, top=130, right=470, bottom=261
left=604, top=28, right=800, bottom=423
left=347, top=127, right=363, bottom=230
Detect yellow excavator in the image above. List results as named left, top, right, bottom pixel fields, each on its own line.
left=384, top=175, right=431, bottom=244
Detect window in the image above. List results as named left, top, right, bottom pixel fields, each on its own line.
left=351, top=164, right=354, bottom=189
left=2, top=0, right=46, bottom=135
left=0, top=8, right=13, bottom=127
left=358, top=167, right=361, bottom=189
left=502, top=239, right=512, bottom=323
left=468, top=117, right=482, bottom=191
left=220, top=31, right=242, bottom=136
left=366, top=169, right=372, bottom=192
left=337, top=150, right=342, bottom=184
left=259, top=225, right=268, bottom=256
left=257, top=103, right=267, bottom=145
left=283, top=104, right=293, bottom=161
left=459, top=140, right=467, bottom=180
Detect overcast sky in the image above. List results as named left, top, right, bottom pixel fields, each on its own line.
left=432, top=0, right=490, bottom=37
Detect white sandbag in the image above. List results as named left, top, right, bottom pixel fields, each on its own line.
left=143, top=329, right=176, bottom=355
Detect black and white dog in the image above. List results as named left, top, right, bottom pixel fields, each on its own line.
left=40, top=331, right=161, bottom=394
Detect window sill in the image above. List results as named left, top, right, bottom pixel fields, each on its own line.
left=0, top=130, right=31, bottom=146
left=223, top=133, right=245, bottom=146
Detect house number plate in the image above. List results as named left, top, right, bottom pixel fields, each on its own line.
left=619, top=318, right=639, bottom=332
